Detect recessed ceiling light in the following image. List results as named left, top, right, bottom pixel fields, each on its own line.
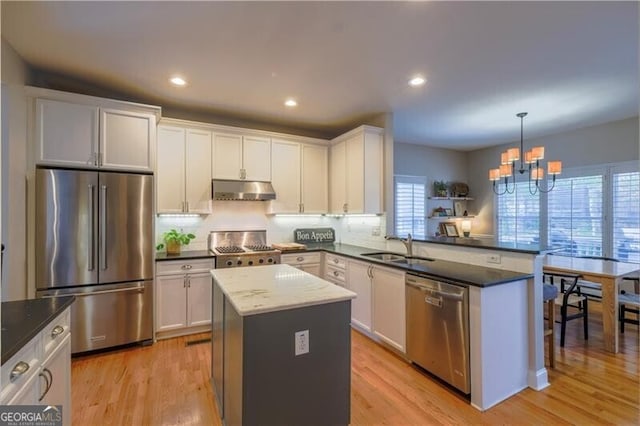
left=284, top=99, right=297, bottom=107
left=409, top=76, right=426, bottom=87
left=170, top=76, right=187, bottom=86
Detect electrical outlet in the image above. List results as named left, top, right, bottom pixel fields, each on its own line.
left=372, top=226, right=381, bottom=236
left=487, top=254, right=502, bottom=264
left=295, top=330, right=309, bottom=356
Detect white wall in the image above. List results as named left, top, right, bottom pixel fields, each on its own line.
left=1, top=38, right=29, bottom=301
left=394, top=142, right=469, bottom=186
left=467, top=116, right=640, bottom=235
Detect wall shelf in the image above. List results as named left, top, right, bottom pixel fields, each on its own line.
left=427, top=196, right=474, bottom=201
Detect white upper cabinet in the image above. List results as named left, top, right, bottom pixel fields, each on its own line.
left=212, top=133, right=243, bottom=180
left=301, top=143, right=328, bottom=213
left=242, top=135, right=271, bottom=181
left=212, top=133, right=271, bottom=181
left=184, top=129, right=213, bottom=213
left=156, top=126, right=186, bottom=213
left=270, top=139, right=301, bottom=213
left=269, top=138, right=328, bottom=214
left=330, top=126, right=383, bottom=214
left=36, top=99, right=99, bottom=167
left=100, top=108, right=156, bottom=172
left=32, top=90, right=159, bottom=172
left=156, top=124, right=212, bottom=214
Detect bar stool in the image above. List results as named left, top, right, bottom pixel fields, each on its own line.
left=543, top=283, right=559, bottom=368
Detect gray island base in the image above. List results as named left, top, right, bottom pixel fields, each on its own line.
left=211, top=265, right=356, bottom=426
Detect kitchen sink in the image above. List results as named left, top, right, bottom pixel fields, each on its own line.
left=360, top=252, right=406, bottom=262
left=391, top=257, right=434, bottom=267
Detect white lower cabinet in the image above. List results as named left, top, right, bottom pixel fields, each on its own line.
left=327, top=255, right=405, bottom=353
left=371, top=266, right=406, bottom=353
left=156, top=259, right=214, bottom=338
left=281, top=252, right=322, bottom=277
left=346, top=260, right=373, bottom=332
left=1, top=307, right=71, bottom=425
left=39, top=334, right=72, bottom=416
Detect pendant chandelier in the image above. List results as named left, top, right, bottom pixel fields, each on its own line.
left=489, top=112, right=562, bottom=195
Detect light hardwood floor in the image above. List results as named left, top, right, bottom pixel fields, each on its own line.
left=72, top=302, right=639, bottom=425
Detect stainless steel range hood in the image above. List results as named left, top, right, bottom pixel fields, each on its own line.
left=211, top=179, right=276, bottom=201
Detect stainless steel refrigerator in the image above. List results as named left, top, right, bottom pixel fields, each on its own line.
left=35, top=167, right=154, bottom=353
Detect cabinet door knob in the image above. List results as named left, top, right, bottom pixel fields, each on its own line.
left=333, top=258, right=339, bottom=264
left=10, top=361, right=30, bottom=382
left=333, top=271, right=339, bottom=277
left=51, top=325, right=65, bottom=338
left=297, top=256, right=304, bottom=262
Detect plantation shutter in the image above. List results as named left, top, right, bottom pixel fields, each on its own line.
left=613, top=171, right=640, bottom=262
left=547, top=175, right=603, bottom=256
left=497, top=181, right=540, bottom=244
left=395, top=177, right=425, bottom=239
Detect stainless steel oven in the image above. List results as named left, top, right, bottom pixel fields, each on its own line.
left=406, top=273, right=470, bottom=394
left=208, top=230, right=280, bottom=268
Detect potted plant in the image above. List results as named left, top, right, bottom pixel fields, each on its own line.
left=156, top=229, right=196, bottom=255
left=434, top=180, right=448, bottom=197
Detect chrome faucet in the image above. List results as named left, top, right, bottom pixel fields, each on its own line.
left=401, top=233, right=413, bottom=257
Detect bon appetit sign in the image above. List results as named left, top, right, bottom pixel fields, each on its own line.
left=294, top=228, right=335, bottom=244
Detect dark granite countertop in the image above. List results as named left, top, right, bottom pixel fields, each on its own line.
left=280, top=243, right=532, bottom=288
left=155, top=250, right=215, bottom=261
left=414, top=236, right=549, bottom=254
left=2, top=296, right=75, bottom=365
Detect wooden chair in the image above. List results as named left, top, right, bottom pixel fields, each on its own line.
left=543, top=272, right=588, bottom=347
left=620, top=276, right=640, bottom=333
left=543, top=283, right=558, bottom=367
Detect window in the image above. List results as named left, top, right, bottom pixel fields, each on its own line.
left=495, top=161, right=639, bottom=263
left=548, top=174, right=603, bottom=256
left=395, top=176, right=425, bottom=239
left=497, top=181, right=540, bottom=245
left=613, top=170, right=640, bottom=262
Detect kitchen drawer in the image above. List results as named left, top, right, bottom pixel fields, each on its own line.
left=325, top=253, right=347, bottom=270
left=281, top=252, right=321, bottom=266
left=156, top=258, right=214, bottom=276
left=42, top=309, right=70, bottom=357
left=325, top=265, right=346, bottom=285
left=0, top=334, right=40, bottom=403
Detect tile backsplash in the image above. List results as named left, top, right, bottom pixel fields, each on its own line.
left=155, top=201, right=387, bottom=252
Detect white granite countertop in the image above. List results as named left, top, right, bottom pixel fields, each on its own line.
left=210, top=264, right=356, bottom=316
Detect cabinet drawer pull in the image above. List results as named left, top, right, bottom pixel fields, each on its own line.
left=333, top=271, right=340, bottom=277
left=10, top=361, right=29, bottom=382
left=333, top=258, right=339, bottom=264
left=51, top=325, right=65, bottom=338
left=296, top=256, right=304, bottom=262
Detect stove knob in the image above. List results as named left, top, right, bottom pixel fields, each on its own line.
left=237, top=260, right=243, bottom=266
left=267, top=258, right=273, bottom=263
left=226, top=260, right=233, bottom=266
left=248, top=260, right=254, bottom=266
left=259, top=258, right=264, bottom=264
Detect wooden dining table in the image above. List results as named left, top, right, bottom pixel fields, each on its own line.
left=543, top=255, right=640, bottom=353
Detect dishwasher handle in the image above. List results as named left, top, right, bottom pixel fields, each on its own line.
left=406, top=279, right=465, bottom=302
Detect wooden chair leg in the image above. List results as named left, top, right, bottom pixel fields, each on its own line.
left=560, top=304, right=567, bottom=347
left=583, top=299, right=589, bottom=340
left=547, top=300, right=555, bottom=368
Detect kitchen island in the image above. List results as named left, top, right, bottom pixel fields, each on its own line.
left=210, top=264, right=356, bottom=426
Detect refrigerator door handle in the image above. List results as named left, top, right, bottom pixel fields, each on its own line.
left=100, top=184, right=107, bottom=270
left=88, top=184, right=95, bottom=271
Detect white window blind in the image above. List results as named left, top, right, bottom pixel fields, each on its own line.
left=613, top=171, right=639, bottom=263
left=497, top=181, right=540, bottom=245
left=547, top=174, right=603, bottom=256
left=395, top=177, right=425, bottom=239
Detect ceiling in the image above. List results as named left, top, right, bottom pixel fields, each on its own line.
left=2, top=1, right=638, bottom=150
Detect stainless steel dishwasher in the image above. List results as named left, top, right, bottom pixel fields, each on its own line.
left=406, top=273, right=470, bottom=394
